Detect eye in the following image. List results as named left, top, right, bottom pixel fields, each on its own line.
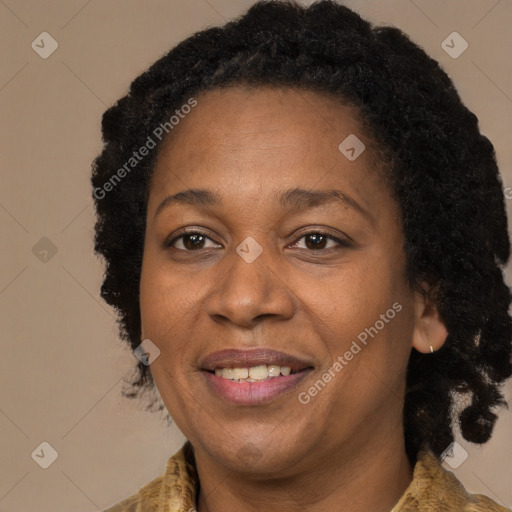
left=166, top=230, right=221, bottom=251
left=290, top=231, right=351, bottom=251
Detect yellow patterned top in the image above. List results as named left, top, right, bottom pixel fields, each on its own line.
left=103, top=441, right=510, bottom=512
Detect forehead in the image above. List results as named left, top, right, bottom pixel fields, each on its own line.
left=149, top=85, right=386, bottom=206
left=158, top=86, right=365, bottom=150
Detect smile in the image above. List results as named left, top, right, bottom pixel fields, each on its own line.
left=199, top=347, right=314, bottom=405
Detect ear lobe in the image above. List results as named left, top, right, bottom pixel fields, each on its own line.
left=411, top=289, right=448, bottom=354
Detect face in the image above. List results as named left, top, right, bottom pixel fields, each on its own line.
left=140, top=86, right=429, bottom=477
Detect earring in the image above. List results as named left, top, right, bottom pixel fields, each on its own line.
left=430, top=345, right=434, bottom=353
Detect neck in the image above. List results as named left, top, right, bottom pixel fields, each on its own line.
left=194, top=430, right=413, bottom=512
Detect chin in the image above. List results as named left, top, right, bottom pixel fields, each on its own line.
left=196, top=427, right=312, bottom=477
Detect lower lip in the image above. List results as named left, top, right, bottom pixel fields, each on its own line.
left=202, top=369, right=313, bottom=405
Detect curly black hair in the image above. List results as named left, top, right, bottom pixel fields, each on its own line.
left=91, top=0, right=512, bottom=466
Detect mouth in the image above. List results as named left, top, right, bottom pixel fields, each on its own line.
left=199, top=348, right=314, bottom=405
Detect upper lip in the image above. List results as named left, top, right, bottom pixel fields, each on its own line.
left=199, top=348, right=314, bottom=372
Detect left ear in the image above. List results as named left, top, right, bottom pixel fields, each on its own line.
left=411, top=285, right=448, bottom=354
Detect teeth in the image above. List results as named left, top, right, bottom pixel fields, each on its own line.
left=233, top=368, right=249, bottom=380
left=213, top=364, right=296, bottom=381
left=249, top=365, right=268, bottom=380
left=268, top=365, right=280, bottom=377
left=221, top=368, right=235, bottom=380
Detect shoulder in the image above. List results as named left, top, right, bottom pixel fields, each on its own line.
left=463, top=493, right=511, bottom=512
left=393, top=447, right=511, bottom=512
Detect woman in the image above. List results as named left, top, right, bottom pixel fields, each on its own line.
left=91, top=1, right=512, bottom=510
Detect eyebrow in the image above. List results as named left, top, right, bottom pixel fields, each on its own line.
left=153, top=187, right=372, bottom=222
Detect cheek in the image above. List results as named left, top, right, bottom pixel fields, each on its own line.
left=139, top=253, right=193, bottom=339
left=301, top=258, right=400, bottom=343
left=139, top=261, right=196, bottom=415
left=300, top=254, right=413, bottom=404
left=139, top=252, right=214, bottom=390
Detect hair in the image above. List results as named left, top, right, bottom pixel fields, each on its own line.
left=91, top=0, right=512, bottom=466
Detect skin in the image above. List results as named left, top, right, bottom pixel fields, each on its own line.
left=139, top=86, right=448, bottom=512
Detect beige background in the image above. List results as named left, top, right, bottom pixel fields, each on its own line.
left=1, top=0, right=511, bottom=510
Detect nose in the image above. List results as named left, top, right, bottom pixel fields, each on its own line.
left=204, top=243, right=295, bottom=328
